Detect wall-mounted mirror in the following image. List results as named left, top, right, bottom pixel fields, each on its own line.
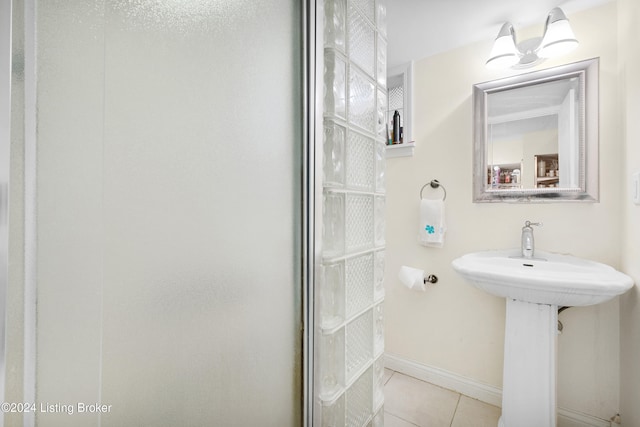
left=473, top=58, right=599, bottom=202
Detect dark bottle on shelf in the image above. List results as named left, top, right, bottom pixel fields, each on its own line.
left=392, top=110, right=400, bottom=143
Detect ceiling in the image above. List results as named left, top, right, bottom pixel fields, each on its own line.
left=386, top=0, right=614, bottom=70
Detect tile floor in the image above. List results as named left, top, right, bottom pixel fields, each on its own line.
left=383, top=369, right=501, bottom=427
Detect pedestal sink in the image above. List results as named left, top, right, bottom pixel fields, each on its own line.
left=451, top=249, right=634, bottom=427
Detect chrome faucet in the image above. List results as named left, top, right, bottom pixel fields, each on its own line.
left=521, top=221, right=542, bottom=259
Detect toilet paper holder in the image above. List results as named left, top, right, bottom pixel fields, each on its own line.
left=425, top=274, right=438, bottom=284
left=398, top=266, right=438, bottom=291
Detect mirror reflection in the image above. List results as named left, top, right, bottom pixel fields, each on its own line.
left=487, top=77, right=579, bottom=190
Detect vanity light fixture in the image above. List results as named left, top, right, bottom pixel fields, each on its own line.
left=486, top=7, right=578, bottom=69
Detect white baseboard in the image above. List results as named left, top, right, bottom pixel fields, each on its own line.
left=384, top=353, right=611, bottom=427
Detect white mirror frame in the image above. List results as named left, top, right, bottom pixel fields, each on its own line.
left=472, top=58, right=599, bottom=202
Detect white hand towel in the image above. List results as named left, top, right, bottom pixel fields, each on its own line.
left=419, top=199, right=446, bottom=248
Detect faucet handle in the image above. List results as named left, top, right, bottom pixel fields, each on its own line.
left=524, top=220, right=543, bottom=227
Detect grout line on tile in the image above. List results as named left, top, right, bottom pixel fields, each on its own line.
left=384, top=368, right=395, bottom=385
left=450, top=394, right=462, bottom=427
left=385, top=411, right=420, bottom=427
left=386, top=372, right=393, bottom=384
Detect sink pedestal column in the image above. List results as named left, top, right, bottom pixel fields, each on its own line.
left=499, top=298, right=558, bottom=427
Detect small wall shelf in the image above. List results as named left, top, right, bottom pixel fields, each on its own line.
left=386, top=142, right=415, bottom=158
left=386, top=62, right=414, bottom=153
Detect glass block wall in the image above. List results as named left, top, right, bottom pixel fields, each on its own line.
left=317, top=0, right=386, bottom=425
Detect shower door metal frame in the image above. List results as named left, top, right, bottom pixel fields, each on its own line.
left=302, top=0, right=320, bottom=425
left=0, top=0, right=12, bottom=425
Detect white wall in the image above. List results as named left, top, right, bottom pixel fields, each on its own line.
left=618, top=0, right=640, bottom=424
left=384, top=3, right=624, bottom=420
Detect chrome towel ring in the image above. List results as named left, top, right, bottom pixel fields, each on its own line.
left=420, top=179, right=447, bottom=201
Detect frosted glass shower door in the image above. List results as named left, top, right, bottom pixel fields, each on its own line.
left=25, top=1, right=304, bottom=426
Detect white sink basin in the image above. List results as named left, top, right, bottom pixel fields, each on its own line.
left=451, top=249, right=634, bottom=306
